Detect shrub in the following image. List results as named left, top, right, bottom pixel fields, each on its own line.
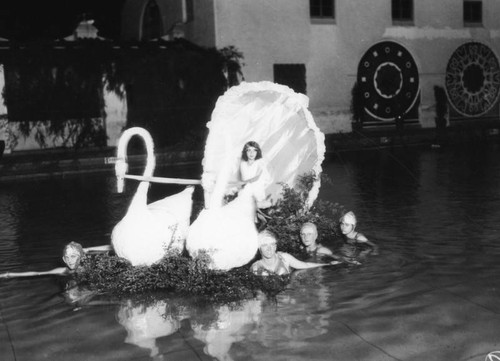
left=263, top=173, right=345, bottom=256
left=75, top=250, right=289, bottom=303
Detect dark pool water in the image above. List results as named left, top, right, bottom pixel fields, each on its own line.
left=1, top=144, right=500, bottom=361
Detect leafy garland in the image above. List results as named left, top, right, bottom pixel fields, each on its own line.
left=75, top=251, right=289, bottom=303
left=74, top=173, right=345, bottom=303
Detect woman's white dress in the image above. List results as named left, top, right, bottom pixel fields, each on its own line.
left=239, top=158, right=271, bottom=204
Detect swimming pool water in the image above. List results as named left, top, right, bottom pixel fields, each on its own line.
left=0, top=144, right=499, bottom=361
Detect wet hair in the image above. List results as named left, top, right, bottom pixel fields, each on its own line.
left=63, top=241, right=85, bottom=258
left=258, top=230, right=277, bottom=247
left=241, top=141, right=263, bottom=161
left=340, top=211, right=357, bottom=226
left=300, top=222, right=318, bottom=235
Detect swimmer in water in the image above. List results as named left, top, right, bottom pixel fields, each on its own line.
left=0, top=242, right=111, bottom=278
left=251, top=230, right=340, bottom=276
left=335, top=211, right=379, bottom=265
left=300, top=222, right=333, bottom=257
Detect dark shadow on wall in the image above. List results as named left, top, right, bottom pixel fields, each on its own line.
left=1, top=38, right=242, bottom=149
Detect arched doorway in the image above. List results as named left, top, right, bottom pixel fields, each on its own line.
left=141, top=0, right=162, bottom=41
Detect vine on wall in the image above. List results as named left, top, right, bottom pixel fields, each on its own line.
left=1, top=38, right=244, bottom=150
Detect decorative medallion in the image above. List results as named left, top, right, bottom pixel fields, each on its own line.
left=445, top=42, right=500, bottom=117
left=357, top=41, right=420, bottom=121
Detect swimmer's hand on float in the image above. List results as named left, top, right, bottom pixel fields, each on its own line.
left=344, top=259, right=362, bottom=265
left=329, top=260, right=342, bottom=265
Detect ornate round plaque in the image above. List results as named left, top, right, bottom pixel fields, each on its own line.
left=445, top=42, right=500, bottom=117
left=357, top=41, right=420, bottom=120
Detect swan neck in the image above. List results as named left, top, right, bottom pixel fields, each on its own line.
left=116, top=127, right=156, bottom=177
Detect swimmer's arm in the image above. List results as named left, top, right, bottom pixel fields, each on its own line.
left=356, top=233, right=379, bottom=255
left=250, top=262, right=259, bottom=273
left=317, top=246, right=334, bottom=256
left=329, top=252, right=342, bottom=261
left=0, top=267, right=69, bottom=278
left=281, top=253, right=340, bottom=270
left=330, top=252, right=361, bottom=265
left=83, top=245, right=112, bottom=253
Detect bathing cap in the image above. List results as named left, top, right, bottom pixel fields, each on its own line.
left=258, top=230, right=277, bottom=246
left=341, top=211, right=357, bottom=226
left=301, top=222, right=318, bottom=234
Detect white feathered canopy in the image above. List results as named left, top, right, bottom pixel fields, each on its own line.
left=201, top=81, right=326, bottom=208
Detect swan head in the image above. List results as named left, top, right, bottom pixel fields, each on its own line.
left=115, top=158, right=128, bottom=193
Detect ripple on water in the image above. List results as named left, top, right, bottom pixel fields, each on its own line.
left=0, top=147, right=500, bottom=360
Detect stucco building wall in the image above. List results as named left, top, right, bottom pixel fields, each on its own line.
left=178, top=0, right=500, bottom=134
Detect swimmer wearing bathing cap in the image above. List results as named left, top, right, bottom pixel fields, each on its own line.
left=338, top=211, right=379, bottom=262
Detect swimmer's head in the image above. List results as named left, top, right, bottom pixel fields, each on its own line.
left=62, top=242, right=85, bottom=270
left=258, top=230, right=278, bottom=258
left=341, top=212, right=357, bottom=226
left=300, top=222, right=318, bottom=247
left=258, top=230, right=277, bottom=247
left=340, top=212, right=357, bottom=235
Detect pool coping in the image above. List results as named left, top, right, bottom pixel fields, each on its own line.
left=1, top=125, right=499, bottom=183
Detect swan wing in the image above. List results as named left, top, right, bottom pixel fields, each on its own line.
left=148, top=186, right=194, bottom=218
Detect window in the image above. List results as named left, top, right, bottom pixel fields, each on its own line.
left=274, top=64, right=307, bottom=95
left=392, top=0, right=413, bottom=23
left=464, top=1, right=482, bottom=25
left=310, top=0, right=335, bottom=23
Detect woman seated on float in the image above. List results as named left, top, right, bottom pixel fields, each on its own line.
left=335, top=211, right=379, bottom=264
left=239, top=141, right=272, bottom=209
left=0, top=242, right=111, bottom=278
left=251, top=230, right=340, bottom=276
left=300, top=222, right=333, bottom=257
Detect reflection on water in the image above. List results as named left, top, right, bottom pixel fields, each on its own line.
left=191, top=298, right=263, bottom=361
left=1, top=145, right=500, bottom=360
left=117, top=300, right=182, bottom=359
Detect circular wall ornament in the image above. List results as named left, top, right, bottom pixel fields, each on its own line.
left=357, top=41, right=420, bottom=120
left=445, top=42, right=500, bottom=117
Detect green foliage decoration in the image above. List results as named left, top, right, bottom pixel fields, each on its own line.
left=75, top=250, right=289, bottom=303
left=263, top=172, right=345, bottom=257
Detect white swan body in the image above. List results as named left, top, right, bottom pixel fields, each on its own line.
left=112, top=127, right=194, bottom=266
left=186, top=176, right=259, bottom=271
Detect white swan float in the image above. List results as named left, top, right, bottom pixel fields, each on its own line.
left=112, top=82, right=325, bottom=271
left=186, top=180, right=260, bottom=271
left=186, top=81, right=326, bottom=270
left=112, top=127, right=194, bottom=266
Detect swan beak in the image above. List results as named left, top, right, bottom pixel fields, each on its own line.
left=115, top=159, right=128, bottom=193
left=117, top=177, right=125, bottom=193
